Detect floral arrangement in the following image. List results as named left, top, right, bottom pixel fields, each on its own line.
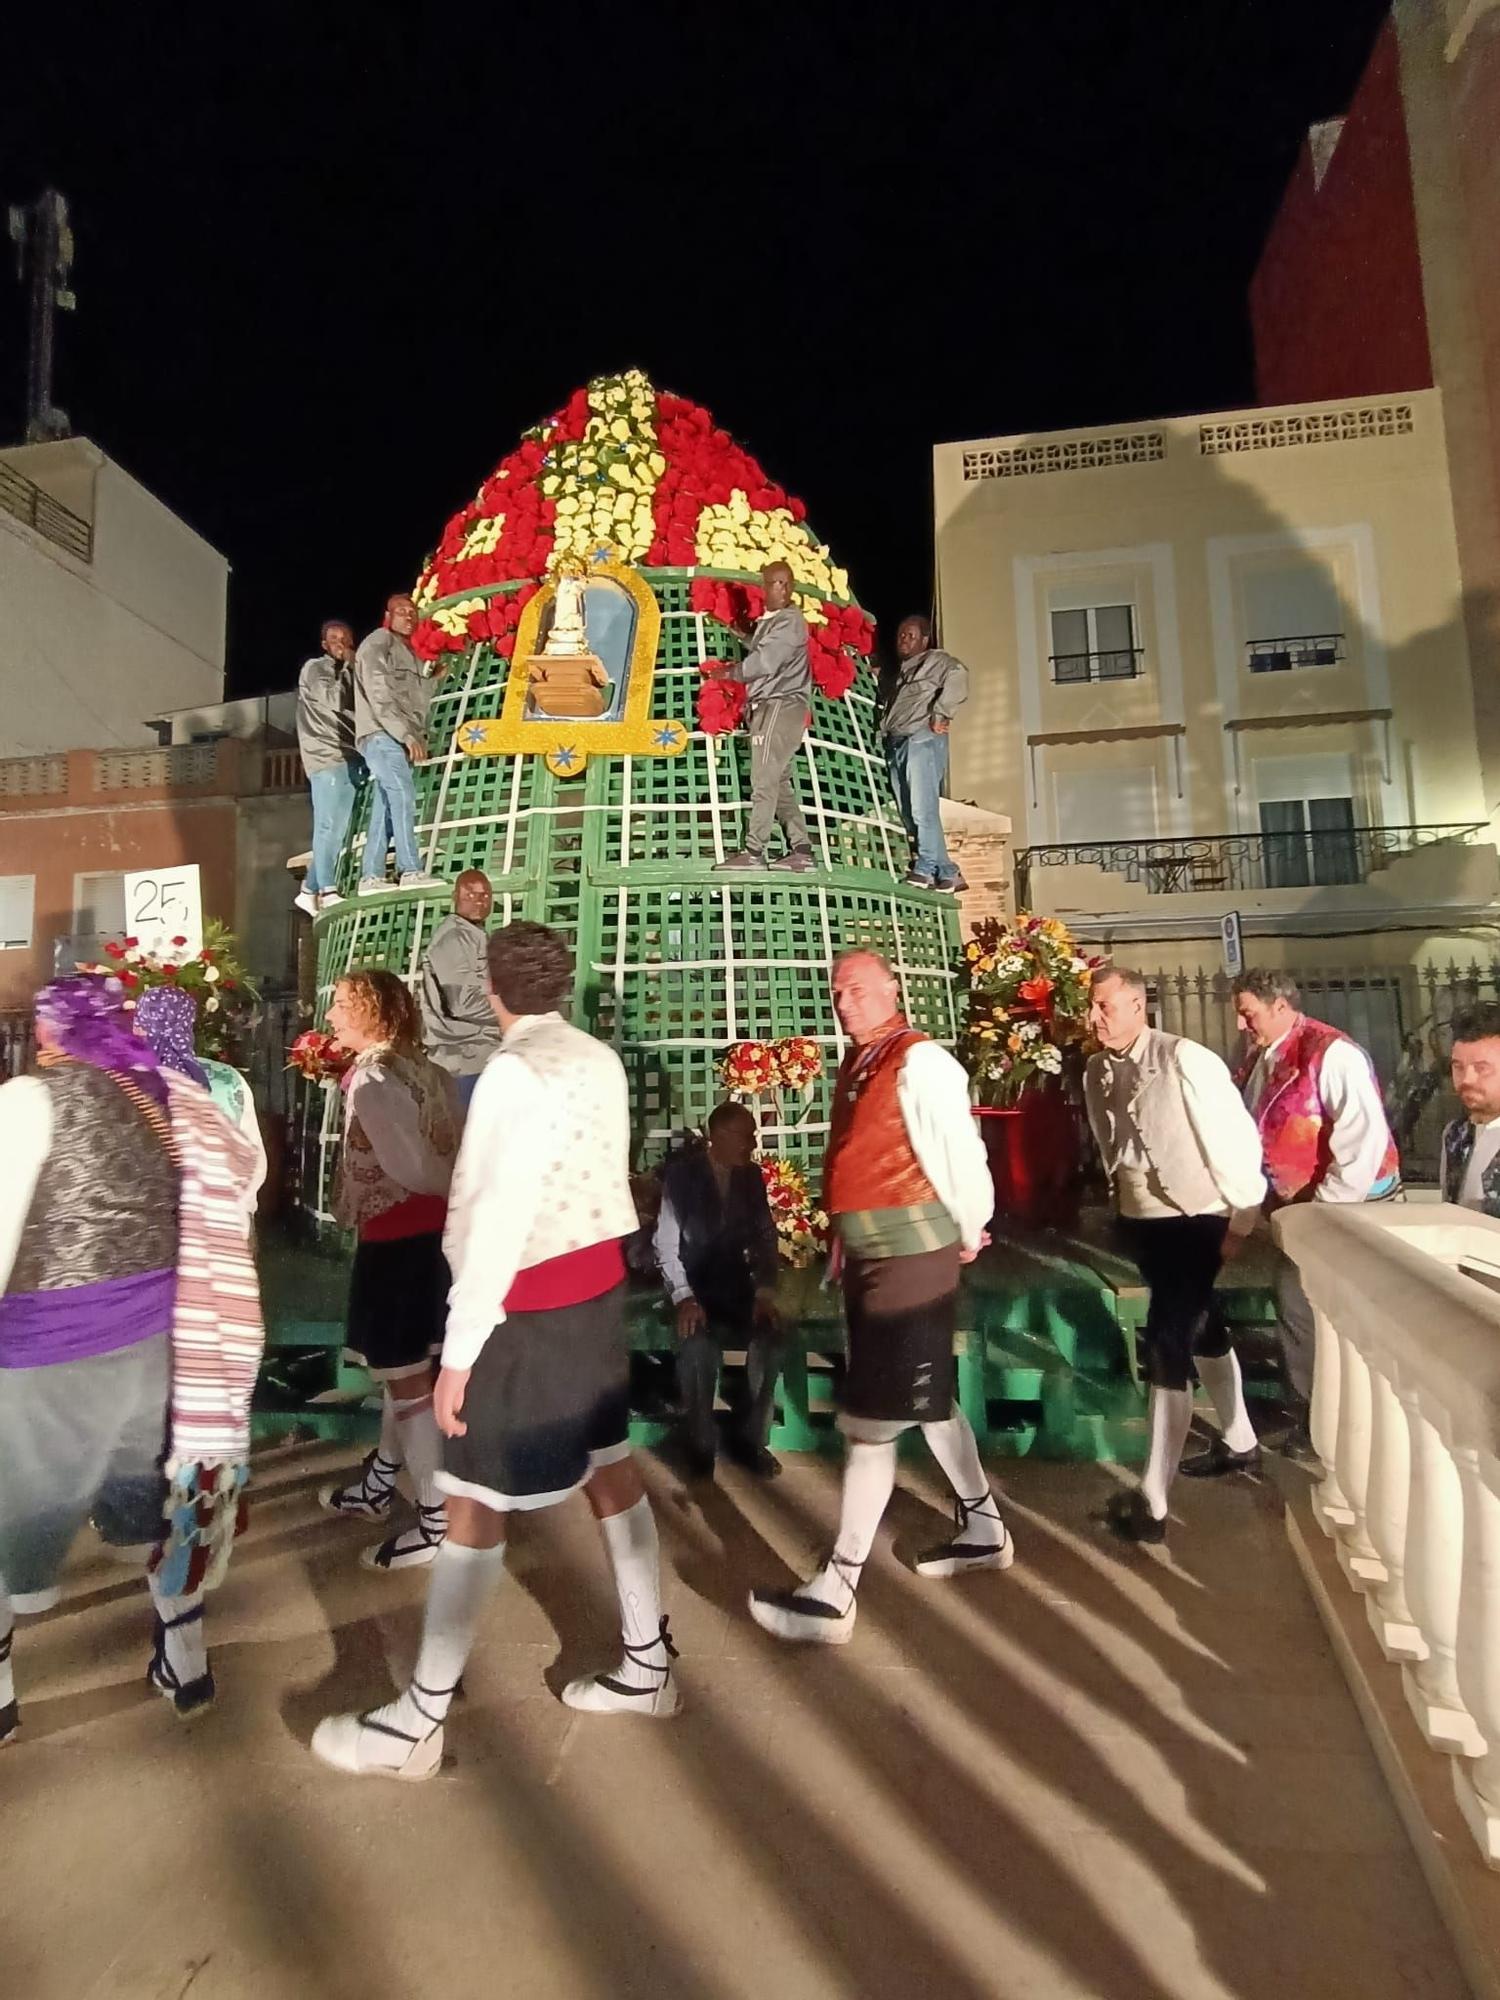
left=758, top=1155, right=830, bottom=1269
left=407, top=371, right=878, bottom=696
left=77, top=919, right=257, bottom=1061
left=287, top=1030, right=352, bottom=1084
left=696, top=669, right=748, bottom=738
left=721, top=1037, right=825, bottom=1099
left=957, top=913, right=1101, bottom=1108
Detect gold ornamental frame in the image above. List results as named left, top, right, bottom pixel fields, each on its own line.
left=457, top=556, right=686, bottom=777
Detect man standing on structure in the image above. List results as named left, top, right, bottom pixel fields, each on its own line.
left=419, top=871, right=501, bottom=1112
left=1228, top=968, right=1400, bottom=1466
left=882, top=615, right=969, bottom=893
left=294, top=619, right=361, bottom=917
left=714, top=560, right=816, bottom=874
left=1083, top=968, right=1266, bottom=1544
left=313, top=922, right=677, bottom=1780
left=750, top=949, right=1009, bottom=1648
left=353, top=593, right=447, bottom=895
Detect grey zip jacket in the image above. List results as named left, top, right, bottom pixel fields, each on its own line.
left=354, top=628, right=430, bottom=747
left=419, top=914, right=502, bottom=1076
left=733, top=606, right=811, bottom=706
left=296, top=655, right=357, bottom=775
left=883, top=647, right=969, bottom=738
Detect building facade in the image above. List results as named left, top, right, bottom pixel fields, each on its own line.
left=0, top=437, right=227, bottom=758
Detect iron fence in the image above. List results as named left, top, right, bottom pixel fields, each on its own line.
left=0, top=460, right=92, bottom=562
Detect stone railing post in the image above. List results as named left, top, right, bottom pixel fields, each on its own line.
left=1402, top=1398, right=1483, bottom=1757
left=1453, top=1444, right=1500, bottom=1862
left=1332, top=1330, right=1386, bottom=1590
left=1364, top=1366, right=1425, bottom=1659
left=1309, top=1303, right=1353, bottom=1532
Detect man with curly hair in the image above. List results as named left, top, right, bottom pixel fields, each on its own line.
left=313, top=922, right=676, bottom=1780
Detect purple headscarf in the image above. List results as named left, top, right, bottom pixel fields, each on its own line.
left=133, top=984, right=210, bottom=1088
left=34, top=974, right=169, bottom=1102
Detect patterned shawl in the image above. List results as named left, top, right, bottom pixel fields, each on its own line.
left=134, top=984, right=210, bottom=1089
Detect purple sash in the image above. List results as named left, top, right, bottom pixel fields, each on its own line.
left=0, top=1267, right=175, bottom=1369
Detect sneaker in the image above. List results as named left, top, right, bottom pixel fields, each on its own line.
left=147, top=1606, right=216, bottom=1720
left=714, top=849, right=769, bottom=872
left=311, top=1708, right=444, bottom=1782
left=1269, top=1420, right=1318, bottom=1465
left=361, top=1502, right=446, bottom=1571
left=768, top=847, right=817, bottom=873
left=561, top=1617, right=680, bottom=1717
left=319, top=1451, right=398, bottom=1523
left=748, top=1554, right=861, bottom=1645
left=293, top=889, right=319, bottom=918
left=913, top=1496, right=1015, bottom=1578
left=317, top=890, right=345, bottom=912
left=357, top=876, right=396, bottom=896
left=1179, top=1433, right=1261, bottom=1479
left=902, top=868, right=936, bottom=890
left=935, top=871, right=969, bottom=894
left=0, top=1700, right=16, bottom=1747
left=399, top=871, right=448, bottom=890
left=1104, top=1489, right=1166, bottom=1546
left=725, top=1435, right=782, bottom=1480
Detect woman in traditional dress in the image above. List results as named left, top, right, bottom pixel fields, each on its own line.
left=319, top=970, right=460, bottom=1571
left=133, top=984, right=267, bottom=1227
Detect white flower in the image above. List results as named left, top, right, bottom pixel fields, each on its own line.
left=203, top=964, right=221, bottom=983
left=1035, top=1044, right=1063, bottom=1074
left=205, top=994, right=220, bottom=1014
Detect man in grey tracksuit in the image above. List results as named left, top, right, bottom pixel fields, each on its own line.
left=295, top=620, right=361, bottom=916
left=352, top=593, right=447, bottom=894
left=715, top=561, right=816, bottom=874
left=883, top=616, right=969, bottom=892
left=419, top=870, right=500, bottom=1111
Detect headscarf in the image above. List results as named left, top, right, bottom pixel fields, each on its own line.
left=34, top=974, right=168, bottom=1101
left=134, top=984, right=210, bottom=1089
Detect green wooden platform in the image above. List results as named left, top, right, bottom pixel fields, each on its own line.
left=252, top=1212, right=1285, bottom=1467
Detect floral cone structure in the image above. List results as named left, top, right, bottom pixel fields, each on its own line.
left=300, top=371, right=961, bottom=1224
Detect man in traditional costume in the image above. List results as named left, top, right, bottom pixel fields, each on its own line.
left=0, top=975, right=264, bottom=1742
left=714, top=560, right=816, bottom=874
left=1083, top=969, right=1266, bottom=1544
left=750, top=949, right=1009, bottom=1647
left=312, top=922, right=677, bottom=1780
left=1227, top=968, right=1401, bottom=1465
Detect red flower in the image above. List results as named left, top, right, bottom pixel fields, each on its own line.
left=1018, top=976, right=1055, bottom=1007
left=697, top=678, right=747, bottom=736
left=118, top=970, right=140, bottom=990
left=171, top=934, right=188, bottom=948
left=810, top=650, right=856, bottom=701
left=103, top=941, right=125, bottom=960
left=124, top=936, right=139, bottom=949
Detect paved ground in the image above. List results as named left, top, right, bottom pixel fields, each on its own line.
left=1, top=1439, right=1467, bottom=2000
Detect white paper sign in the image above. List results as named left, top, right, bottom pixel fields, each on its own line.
left=123, top=863, right=203, bottom=961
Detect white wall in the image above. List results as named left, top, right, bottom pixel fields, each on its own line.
left=0, top=441, right=227, bottom=757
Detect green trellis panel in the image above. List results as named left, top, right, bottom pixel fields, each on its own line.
left=304, top=569, right=959, bottom=1222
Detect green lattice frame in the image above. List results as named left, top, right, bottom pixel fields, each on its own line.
left=302, top=571, right=958, bottom=1224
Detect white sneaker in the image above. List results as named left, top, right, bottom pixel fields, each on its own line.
left=913, top=1498, right=1015, bottom=1579
left=318, top=890, right=345, bottom=912
left=748, top=1585, right=857, bottom=1645
left=293, top=889, right=318, bottom=918
left=399, top=871, right=448, bottom=890
left=561, top=1618, right=680, bottom=1717
left=357, top=876, right=397, bottom=896
left=311, top=1710, right=444, bottom=1782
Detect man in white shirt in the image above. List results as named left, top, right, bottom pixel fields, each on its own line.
left=1231, top=969, right=1400, bottom=1464
left=1083, top=969, right=1267, bottom=1544
left=312, top=923, right=676, bottom=1781
left=750, top=949, right=1010, bottom=1648
left=1442, top=1003, right=1500, bottom=1215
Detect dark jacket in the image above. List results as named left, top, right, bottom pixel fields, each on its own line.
left=419, top=913, right=501, bottom=1077
left=1442, top=1116, right=1500, bottom=1216
left=657, top=1147, right=779, bottom=1321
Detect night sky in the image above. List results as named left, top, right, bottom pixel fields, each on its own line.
left=3, top=2, right=1389, bottom=697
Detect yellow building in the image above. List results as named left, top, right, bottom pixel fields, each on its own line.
left=933, top=388, right=1499, bottom=1110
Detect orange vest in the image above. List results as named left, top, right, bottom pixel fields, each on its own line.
left=823, top=1023, right=940, bottom=1214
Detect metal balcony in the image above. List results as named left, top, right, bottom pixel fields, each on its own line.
left=1246, top=632, right=1343, bottom=672
left=1049, top=646, right=1143, bottom=684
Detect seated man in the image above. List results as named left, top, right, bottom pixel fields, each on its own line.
left=655, top=1103, right=784, bottom=1479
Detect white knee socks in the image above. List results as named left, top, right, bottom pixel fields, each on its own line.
left=380, top=1539, right=507, bottom=1739
left=1141, top=1386, right=1195, bottom=1519
left=802, top=1440, right=898, bottom=1609
left=921, top=1410, right=1007, bottom=1547
left=391, top=1390, right=445, bottom=1515
left=0, top=1584, right=14, bottom=1733
left=148, top=1573, right=208, bottom=1684
left=1195, top=1351, right=1257, bottom=1454
left=379, top=1391, right=406, bottom=1472
left=599, top=1496, right=668, bottom=1689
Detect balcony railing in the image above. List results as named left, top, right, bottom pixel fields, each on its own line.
left=1050, top=647, right=1143, bottom=685
left=1247, top=632, right=1343, bottom=672
left=0, top=460, right=92, bottom=563
left=1013, top=822, right=1485, bottom=908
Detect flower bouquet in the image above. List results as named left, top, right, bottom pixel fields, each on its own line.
left=720, top=1036, right=825, bottom=1128
left=77, top=919, right=257, bottom=1062
left=287, top=1030, right=353, bottom=1085
left=957, top=913, right=1098, bottom=1108
left=758, top=1155, right=830, bottom=1269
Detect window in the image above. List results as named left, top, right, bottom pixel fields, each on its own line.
left=1054, top=765, right=1159, bottom=844
left=1258, top=797, right=1359, bottom=887
left=1049, top=604, right=1141, bottom=683
left=73, top=871, right=127, bottom=935
left=1242, top=558, right=1344, bottom=673
left=0, top=876, right=34, bottom=950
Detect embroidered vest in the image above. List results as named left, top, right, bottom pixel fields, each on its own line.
left=334, top=1046, right=457, bottom=1232
left=823, top=1024, right=939, bottom=1215
left=8, top=1063, right=180, bottom=1293
left=1239, top=1015, right=1399, bottom=1202
left=495, top=1014, right=639, bottom=1269
left=1442, top=1117, right=1500, bottom=1215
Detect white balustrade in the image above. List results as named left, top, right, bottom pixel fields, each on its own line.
left=1276, top=1202, right=1500, bottom=1864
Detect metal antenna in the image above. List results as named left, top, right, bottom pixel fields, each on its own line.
left=7, top=189, right=76, bottom=442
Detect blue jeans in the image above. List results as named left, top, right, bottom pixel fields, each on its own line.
left=306, top=760, right=359, bottom=893
left=885, top=728, right=956, bottom=881
left=358, top=731, right=422, bottom=879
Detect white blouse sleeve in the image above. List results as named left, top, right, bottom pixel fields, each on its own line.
left=895, top=1041, right=994, bottom=1252
left=0, top=1078, right=53, bottom=1292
